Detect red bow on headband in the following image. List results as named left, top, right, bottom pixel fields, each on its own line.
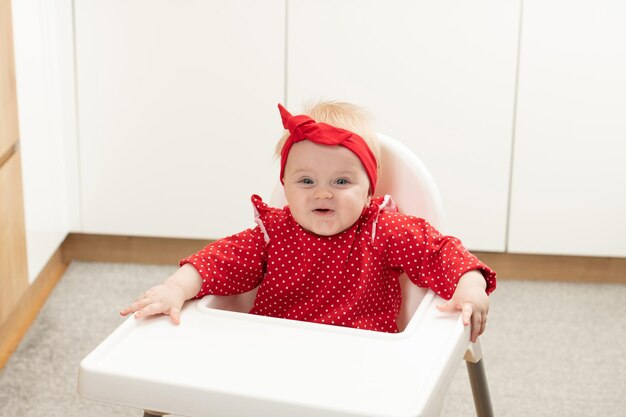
left=278, top=104, right=378, bottom=194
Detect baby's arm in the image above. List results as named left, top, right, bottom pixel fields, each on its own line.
left=119, top=263, right=202, bottom=324
left=436, top=270, right=489, bottom=343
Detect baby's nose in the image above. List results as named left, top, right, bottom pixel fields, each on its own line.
left=315, top=189, right=333, bottom=199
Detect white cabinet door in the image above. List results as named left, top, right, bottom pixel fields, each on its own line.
left=76, top=0, right=285, bottom=239
left=509, top=0, right=626, bottom=257
left=287, top=0, right=519, bottom=252
left=12, top=0, right=77, bottom=282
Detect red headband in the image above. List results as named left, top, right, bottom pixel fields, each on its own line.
left=278, top=104, right=378, bottom=194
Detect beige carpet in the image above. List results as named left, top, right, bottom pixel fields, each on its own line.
left=0, top=261, right=624, bottom=416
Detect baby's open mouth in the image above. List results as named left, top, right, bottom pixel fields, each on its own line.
left=313, top=208, right=334, bottom=215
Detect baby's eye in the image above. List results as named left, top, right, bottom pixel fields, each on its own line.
left=335, top=178, right=350, bottom=185
left=299, top=178, right=314, bottom=185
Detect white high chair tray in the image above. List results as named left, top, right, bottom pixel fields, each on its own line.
left=79, top=291, right=469, bottom=417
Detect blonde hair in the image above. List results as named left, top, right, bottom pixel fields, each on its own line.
left=274, top=100, right=381, bottom=173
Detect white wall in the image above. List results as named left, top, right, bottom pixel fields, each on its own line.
left=12, top=0, right=79, bottom=282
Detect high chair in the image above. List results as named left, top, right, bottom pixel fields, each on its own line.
left=78, top=134, right=494, bottom=417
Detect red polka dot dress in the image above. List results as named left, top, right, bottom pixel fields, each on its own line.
left=181, top=195, right=496, bottom=333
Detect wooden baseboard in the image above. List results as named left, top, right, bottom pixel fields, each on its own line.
left=61, top=233, right=209, bottom=265
left=474, top=251, right=626, bottom=284
left=0, top=247, right=68, bottom=369
left=62, top=233, right=626, bottom=285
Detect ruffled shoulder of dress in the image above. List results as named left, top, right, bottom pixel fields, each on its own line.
left=251, top=194, right=268, bottom=213
left=250, top=194, right=286, bottom=243
left=361, top=195, right=399, bottom=244
left=251, top=194, right=287, bottom=217
left=362, top=194, right=399, bottom=221
left=375, top=194, right=399, bottom=215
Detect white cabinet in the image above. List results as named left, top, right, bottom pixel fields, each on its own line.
left=69, top=0, right=626, bottom=258
left=509, top=0, right=626, bottom=257
left=74, top=0, right=286, bottom=239
left=12, top=0, right=77, bottom=282
left=287, top=0, right=520, bottom=252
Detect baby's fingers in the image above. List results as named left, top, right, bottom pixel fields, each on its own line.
left=436, top=300, right=458, bottom=312
left=168, top=307, right=181, bottom=325
left=478, top=312, right=488, bottom=338
left=470, top=309, right=483, bottom=343
left=134, top=302, right=165, bottom=319
left=468, top=309, right=489, bottom=343
left=120, top=297, right=151, bottom=316
left=461, top=303, right=474, bottom=327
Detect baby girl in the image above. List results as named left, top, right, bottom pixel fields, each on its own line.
left=121, top=101, right=496, bottom=342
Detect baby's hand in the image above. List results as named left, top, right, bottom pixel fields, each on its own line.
left=120, top=282, right=186, bottom=325
left=437, top=271, right=489, bottom=343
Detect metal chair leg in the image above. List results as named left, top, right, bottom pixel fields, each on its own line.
left=466, top=358, right=494, bottom=417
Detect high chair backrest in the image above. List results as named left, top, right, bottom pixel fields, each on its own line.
left=269, top=133, right=446, bottom=331
left=377, top=133, right=446, bottom=330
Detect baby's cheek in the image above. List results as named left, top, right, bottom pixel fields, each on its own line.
left=346, top=207, right=363, bottom=227
left=291, top=211, right=308, bottom=227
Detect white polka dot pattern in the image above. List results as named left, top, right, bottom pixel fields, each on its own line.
left=180, top=195, right=496, bottom=333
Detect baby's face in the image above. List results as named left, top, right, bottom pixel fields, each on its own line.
left=283, top=141, right=371, bottom=236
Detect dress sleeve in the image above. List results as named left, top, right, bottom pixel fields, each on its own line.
left=180, top=225, right=267, bottom=298
left=379, top=212, right=496, bottom=300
